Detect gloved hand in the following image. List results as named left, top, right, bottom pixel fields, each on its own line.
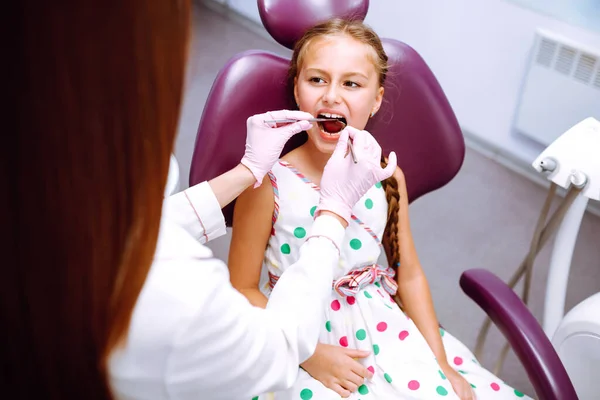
left=241, top=109, right=315, bottom=188
left=317, top=126, right=397, bottom=224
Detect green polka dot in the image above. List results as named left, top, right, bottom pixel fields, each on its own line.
left=458, top=370, right=467, bottom=374
left=471, top=384, right=477, bottom=389
left=300, top=388, right=313, bottom=399
left=384, top=373, right=392, bottom=383
left=514, top=389, right=524, bottom=397
left=439, top=327, right=445, bottom=337
left=310, top=206, right=316, bottom=217
left=325, top=320, right=331, bottom=332
left=374, top=281, right=381, bottom=288
left=252, top=397, right=259, bottom=400
left=280, top=244, right=291, bottom=254
left=375, top=182, right=382, bottom=188
left=365, top=198, right=374, bottom=209
left=356, top=329, right=367, bottom=340
left=350, top=239, right=362, bottom=250
left=294, top=227, right=306, bottom=238
left=364, top=291, right=372, bottom=298
left=385, top=304, right=393, bottom=309
left=358, top=384, right=369, bottom=395
left=438, top=370, right=446, bottom=380
left=373, top=344, right=380, bottom=355
left=436, top=386, right=448, bottom=396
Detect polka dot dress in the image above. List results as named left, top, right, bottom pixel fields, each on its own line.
left=252, top=161, right=532, bottom=400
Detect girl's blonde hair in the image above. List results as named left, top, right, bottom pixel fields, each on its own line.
left=288, top=18, right=388, bottom=87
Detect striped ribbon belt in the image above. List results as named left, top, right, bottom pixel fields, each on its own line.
left=268, top=263, right=398, bottom=298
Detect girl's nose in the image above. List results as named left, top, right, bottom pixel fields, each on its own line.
left=322, top=84, right=341, bottom=104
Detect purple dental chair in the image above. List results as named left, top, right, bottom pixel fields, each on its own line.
left=189, top=1, right=577, bottom=398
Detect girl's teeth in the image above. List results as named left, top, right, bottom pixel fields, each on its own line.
left=320, top=112, right=344, bottom=119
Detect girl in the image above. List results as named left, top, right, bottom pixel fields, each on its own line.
left=229, top=18, right=531, bottom=400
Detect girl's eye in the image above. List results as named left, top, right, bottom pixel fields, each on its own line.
left=309, top=77, right=325, bottom=84
left=345, top=81, right=360, bottom=88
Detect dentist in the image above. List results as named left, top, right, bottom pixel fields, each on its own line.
left=7, top=1, right=395, bottom=399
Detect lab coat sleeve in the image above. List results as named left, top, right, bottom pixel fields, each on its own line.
left=165, top=215, right=345, bottom=400
left=162, top=181, right=227, bottom=244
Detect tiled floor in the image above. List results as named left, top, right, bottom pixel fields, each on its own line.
left=175, top=1, right=600, bottom=396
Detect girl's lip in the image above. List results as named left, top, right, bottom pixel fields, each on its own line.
left=318, top=128, right=341, bottom=142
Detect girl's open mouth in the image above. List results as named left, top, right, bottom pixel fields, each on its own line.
left=317, top=113, right=346, bottom=141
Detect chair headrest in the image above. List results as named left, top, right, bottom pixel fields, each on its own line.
left=258, top=0, right=370, bottom=49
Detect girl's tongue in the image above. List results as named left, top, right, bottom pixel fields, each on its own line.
left=318, top=119, right=346, bottom=142
left=320, top=120, right=345, bottom=133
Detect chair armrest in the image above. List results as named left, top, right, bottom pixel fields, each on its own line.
left=459, top=268, right=577, bottom=400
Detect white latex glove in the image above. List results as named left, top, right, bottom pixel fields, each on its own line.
left=241, top=109, right=315, bottom=188
left=317, top=126, right=397, bottom=224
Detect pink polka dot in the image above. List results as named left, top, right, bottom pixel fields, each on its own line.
left=399, top=330, right=409, bottom=340
left=377, top=290, right=385, bottom=298
left=339, top=336, right=348, bottom=347
left=453, top=356, right=463, bottom=366
left=491, top=382, right=500, bottom=391
left=347, top=296, right=356, bottom=305
left=389, top=295, right=395, bottom=303
left=331, top=300, right=341, bottom=311
left=408, top=380, right=420, bottom=390
left=376, top=322, right=388, bottom=332
left=367, top=366, right=375, bottom=374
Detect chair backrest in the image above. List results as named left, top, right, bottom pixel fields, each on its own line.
left=190, top=0, right=465, bottom=226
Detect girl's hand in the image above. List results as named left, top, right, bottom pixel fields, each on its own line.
left=301, top=343, right=373, bottom=398
left=442, top=365, right=476, bottom=400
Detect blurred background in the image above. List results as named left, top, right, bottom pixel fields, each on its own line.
left=175, top=1, right=600, bottom=396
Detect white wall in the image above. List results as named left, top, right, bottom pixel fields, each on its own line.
left=211, top=0, right=263, bottom=22
left=210, top=0, right=600, bottom=166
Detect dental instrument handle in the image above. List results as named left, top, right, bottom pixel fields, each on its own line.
left=263, top=118, right=338, bottom=124
left=347, top=138, right=357, bottom=164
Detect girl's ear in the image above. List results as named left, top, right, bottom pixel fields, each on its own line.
left=372, top=86, right=384, bottom=116
left=294, top=76, right=299, bottom=107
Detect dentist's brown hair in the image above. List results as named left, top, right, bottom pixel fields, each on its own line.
left=3, top=0, right=190, bottom=398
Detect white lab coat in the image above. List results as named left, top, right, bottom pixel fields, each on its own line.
left=109, top=181, right=346, bottom=400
